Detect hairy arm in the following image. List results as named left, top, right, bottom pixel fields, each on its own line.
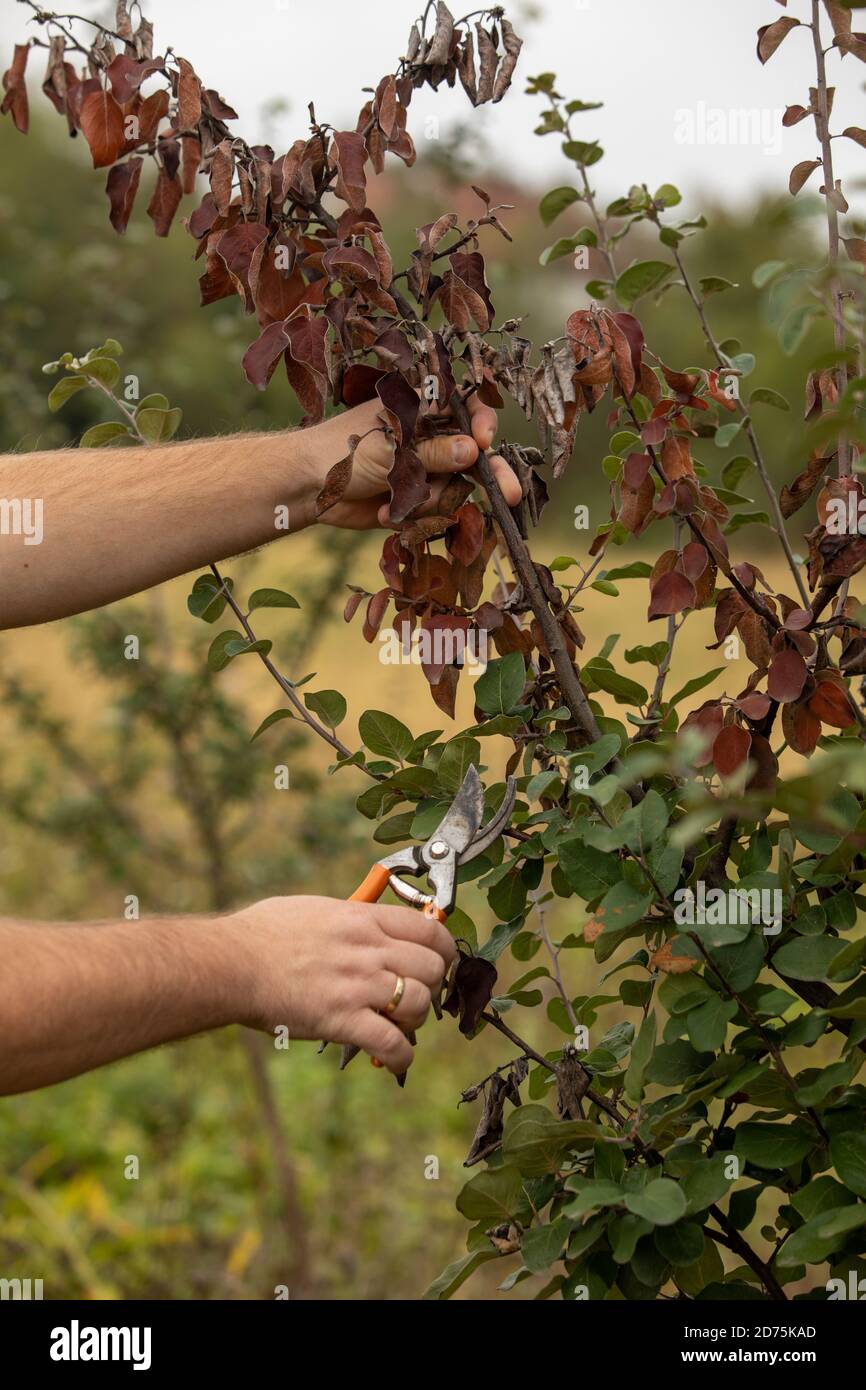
left=0, top=396, right=518, bottom=630
left=0, top=896, right=455, bottom=1095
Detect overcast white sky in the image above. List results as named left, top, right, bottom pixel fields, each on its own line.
left=4, top=0, right=866, bottom=209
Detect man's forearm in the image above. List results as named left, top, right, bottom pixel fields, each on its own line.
left=0, top=914, right=244, bottom=1094
left=0, top=428, right=320, bottom=628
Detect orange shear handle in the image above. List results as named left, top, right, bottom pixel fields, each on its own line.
left=349, top=863, right=447, bottom=1070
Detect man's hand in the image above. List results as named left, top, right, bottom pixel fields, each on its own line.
left=308, top=393, right=523, bottom=530
left=0, top=898, right=457, bottom=1093
left=0, top=396, right=522, bottom=627
left=231, top=896, right=457, bottom=1075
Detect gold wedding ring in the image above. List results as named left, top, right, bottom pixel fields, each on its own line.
left=383, top=974, right=405, bottom=1015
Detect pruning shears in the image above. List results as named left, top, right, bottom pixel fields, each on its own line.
left=341, top=765, right=517, bottom=1077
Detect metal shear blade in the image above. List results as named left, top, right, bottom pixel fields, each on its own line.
left=381, top=765, right=517, bottom=916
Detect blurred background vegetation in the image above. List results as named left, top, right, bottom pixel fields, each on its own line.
left=0, top=96, right=838, bottom=1299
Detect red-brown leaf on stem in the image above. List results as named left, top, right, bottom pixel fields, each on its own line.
left=737, top=692, right=772, bottom=722
left=429, top=664, right=459, bottom=718
left=317, top=434, right=360, bottom=517
left=782, top=698, right=821, bottom=754
left=341, top=363, right=387, bottom=406
left=176, top=56, right=202, bottom=129
left=809, top=674, right=857, bottom=729
left=147, top=165, right=182, bottom=236
left=242, top=320, right=290, bottom=390
left=767, top=648, right=808, bottom=704
left=388, top=446, right=431, bottom=523
left=375, top=372, right=419, bottom=446
left=1, top=44, right=29, bottom=133
left=647, top=570, right=696, bottom=621
left=343, top=589, right=366, bottom=624
left=80, top=88, right=126, bottom=168
left=210, top=139, right=234, bottom=216
left=680, top=541, right=707, bottom=583
left=419, top=615, right=471, bottom=684
left=136, top=87, right=169, bottom=146
left=443, top=955, right=498, bottom=1036
left=789, top=159, right=821, bottom=195
left=713, top=724, right=752, bottom=776
left=449, top=250, right=495, bottom=324
left=446, top=503, right=485, bottom=565
left=681, top=700, right=724, bottom=766
left=333, top=130, right=368, bottom=211
left=757, top=15, right=800, bottom=64
left=363, top=588, right=390, bottom=643
left=105, top=157, right=143, bottom=233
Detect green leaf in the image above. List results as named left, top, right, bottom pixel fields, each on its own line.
left=559, top=838, right=622, bottom=900
left=624, top=1010, right=656, bottom=1103
left=187, top=574, right=232, bottom=623
left=474, top=653, right=526, bottom=716
left=599, top=880, right=653, bottom=933
left=85, top=337, right=122, bottom=359
left=749, top=387, right=789, bottom=411
left=602, top=561, right=652, bottom=581
left=526, top=769, right=561, bottom=801
left=723, top=456, right=754, bottom=491
left=615, top=260, right=675, bottom=308
left=207, top=629, right=245, bottom=672
left=486, top=869, right=527, bottom=924
left=81, top=355, right=119, bottom=388
left=686, top=995, right=737, bottom=1051
left=609, top=1212, right=651, bottom=1263
left=562, top=138, right=603, bottom=167
left=735, top=1122, right=815, bottom=1168
left=624, top=1179, right=687, bottom=1227
left=776, top=1205, right=866, bottom=1267
left=753, top=259, right=787, bottom=288
left=540, top=227, right=597, bottom=265
left=223, top=637, right=272, bottom=659
left=646, top=1040, right=709, bottom=1088
left=699, top=276, right=737, bottom=296
left=358, top=710, right=414, bottom=761
left=654, top=1221, right=705, bottom=1266
left=79, top=421, right=133, bottom=448
left=423, top=1250, right=497, bottom=1300
left=779, top=302, right=818, bottom=356
left=653, top=183, right=682, bottom=208
left=303, top=690, right=347, bottom=728
left=136, top=405, right=182, bottom=443
left=681, top=1154, right=731, bottom=1215
left=47, top=374, right=89, bottom=412
left=134, top=392, right=169, bottom=413
left=725, top=510, right=771, bottom=534
left=830, top=1133, right=866, bottom=1197
left=668, top=667, right=725, bottom=708
left=569, top=733, right=622, bottom=776
left=625, top=641, right=669, bottom=667
left=521, top=1218, right=572, bottom=1273
left=539, top=185, right=580, bottom=225
left=583, top=658, right=648, bottom=707
left=638, top=790, right=669, bottom=847
left=250, top=708, right=294, bottom=741
left=248, top=588, right=300, bottom=611
left=714, top=421, right=743, bottom=449
left=502, top=1104, right=601, bottom=1176
left=773, top=934, right=842, bottom=982
left=457, top=1165, right=525, bottom=1223
left=438, top=736, right=481, bottom=792
left=562, top=1179, right=626, bottom=1219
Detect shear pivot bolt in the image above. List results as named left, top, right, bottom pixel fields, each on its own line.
left=429, top=840, right=449, bottom=860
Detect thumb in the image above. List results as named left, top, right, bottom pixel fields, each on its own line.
left=415, top=434, right=478, bottom=474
